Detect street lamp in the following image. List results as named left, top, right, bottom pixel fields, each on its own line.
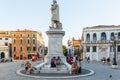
left=112, top=33, right=118, bottom=69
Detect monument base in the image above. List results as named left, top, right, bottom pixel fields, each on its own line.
left=39, top=63, right=69, bottom=73
left=37, top=27, right=70, bottom=74
left=45, top=28, right=65, bottom=63
left=44, top=54, right=66, bottom=63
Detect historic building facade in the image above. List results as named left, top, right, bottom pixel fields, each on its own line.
left=67, top=38, right=74, bottom=57
left=82, top=25, right=120, bottom=61
left=0, top=31, right=12, bottom=59
left=67, top=38, right=82, bottom=59
left=10, top=29, right=45, bottom=60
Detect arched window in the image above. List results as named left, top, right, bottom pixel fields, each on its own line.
left=111, top=32, right=114, bottom=40
left=14, top=46, right=16, bottom=51
left=93, top=33, right=97, bottom=41
left=27, top=39, right=30, bottom=44
left=14, top=39, right=16, bottom=43
left=101, top=32, right=106, bottom=40
left=20, top=39, right=22, bottom=44
left=33, top=39, right=35, bottom=44
left=20, top=46, right=22, bottom=51
left=118, top=32, right=120, bottom=39
left=20, top=34, right=22, bottom=37
left=86, top=33, right=90, bottom=42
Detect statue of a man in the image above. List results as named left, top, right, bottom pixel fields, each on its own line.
left=51, top=0, right=60, bottom=28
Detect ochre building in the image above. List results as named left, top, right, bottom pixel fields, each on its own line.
left=10, top=29, right=45, bottom=60
left=67, top=38, right=83, bottom=59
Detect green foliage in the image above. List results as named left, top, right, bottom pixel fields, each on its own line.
left=62, top=45, right=67, bottom=56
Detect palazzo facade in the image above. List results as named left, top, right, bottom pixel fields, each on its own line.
left=11, top=29, right=45, bottom=60
left=0, top=29, right=45, bottom=60
left=82, top=25, right=120, bottom=61
left=0, top=31, right=12, bottom=59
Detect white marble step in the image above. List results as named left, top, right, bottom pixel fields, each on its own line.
left=43, top=65, right=50, bottom=68
left=41, top=67, right=68, bottom=70
left=43, top=64, right=66, bottom=68
left=41, top=64, right=67, bottom=70
left=40, top=69, right=69, bottom=73
left=40, top=64, right=69, bottom=73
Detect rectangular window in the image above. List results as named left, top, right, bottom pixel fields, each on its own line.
left=14, top=39, right=16, bottom=43
left=86, top=46, right=90, bottom=52
left=20, top=39, right=22, bottom=44
left=110, top=46, right=113, bottom=52
left=118, top=46, right=120, bottom=52
left=33, top=47, right=36, bottom=51
left=93, top=46, right=96, bottom=52
left=5, top=43, right=8, bottom=46
left=20, top=34, right=22, bottom=37
left=27, top=47, right=31, bottom=51
left=27, top=39, right=30, bottom=44
left=14, top=47, right=16, bottom=51
left=33, top=39, right=35, bottom=44
left=20, top=47, right=22, bottom=51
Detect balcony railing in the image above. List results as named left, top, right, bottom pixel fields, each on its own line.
left=82, top=40, right=119, bottom=44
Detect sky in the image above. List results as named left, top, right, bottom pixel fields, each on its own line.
left=0, top=0, right=120, bottom=46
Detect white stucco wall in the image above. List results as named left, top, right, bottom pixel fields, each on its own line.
left=0, top=37, right=11, bottom=59
left=82, top=26, right=120, bottom=61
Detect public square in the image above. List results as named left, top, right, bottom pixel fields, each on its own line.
left=0, top=60, right=120, bottom=80
left=0, top=0, right=120, bottom=80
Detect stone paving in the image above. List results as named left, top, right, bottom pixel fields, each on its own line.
left=0, top=60, right=120, bottom=80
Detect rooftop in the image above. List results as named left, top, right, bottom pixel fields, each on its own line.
left=83, top=25, right=120, bottom=30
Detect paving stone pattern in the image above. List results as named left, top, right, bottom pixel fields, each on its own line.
left=0, top=60, right=120, bottom=80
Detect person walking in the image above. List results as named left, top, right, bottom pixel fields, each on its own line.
left=87, top=56, right=90, bottom=63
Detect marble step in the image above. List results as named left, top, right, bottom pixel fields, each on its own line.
left=41, top=67, right=68, bottom=70
left=40, top=68, right=69, bottom=73
left=43, top=65, right=50, bottom=68
left=43, top=64, right=66, bottom=68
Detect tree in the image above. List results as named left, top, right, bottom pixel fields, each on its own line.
left=62, top=45, right=67, bottom=56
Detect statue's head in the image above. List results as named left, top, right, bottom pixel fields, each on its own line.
left=53, top=0, right=57, bottom=3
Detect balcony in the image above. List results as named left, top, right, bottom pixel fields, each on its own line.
left=83, top=40, right=117, bottom=44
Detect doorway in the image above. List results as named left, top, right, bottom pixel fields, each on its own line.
left=1, top=52, right=5, bottom=59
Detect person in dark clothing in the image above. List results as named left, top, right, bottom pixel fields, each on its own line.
left=107, top=57, right=110, bottom=65
left=87, top=56, right=90, bottom=63
left=50, top=57, right=56, bottom=67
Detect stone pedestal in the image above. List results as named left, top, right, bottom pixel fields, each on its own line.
left=45, top=28, right=66, bottom=63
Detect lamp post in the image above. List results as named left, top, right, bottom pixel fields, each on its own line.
left=112, top=33, right=118, bottom=69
